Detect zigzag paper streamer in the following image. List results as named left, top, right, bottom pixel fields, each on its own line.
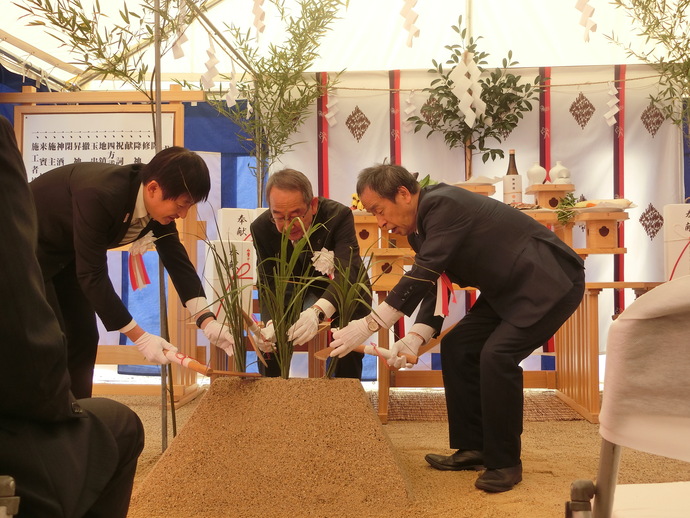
left=604, top=81, right=620, bottom=127
left=325, top=89, right=339, bottom=127
left=448, top=52, right=485, bottom=128
left=225, top=62, right=239, bottom=108
left=172, top=6, right=190, bottom=59
left=403, top=90, right=416, bottom=132
left=253, top=0, right=266, bottom=34
left=172, top=31, right=188, bottom=59
left=465, top=55, right=486, bottom=117
left=400, top=0, right=420, bottom=48
left=200, top=35, right=219, bottom=90
left=575, top=0, right=597, bottom=42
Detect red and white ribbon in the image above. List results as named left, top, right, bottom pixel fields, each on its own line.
left=434, top=272, right=457, bottom=317
left=128, top=254, right=151, bottom=291
left=128, top=231, right=155, bottom=291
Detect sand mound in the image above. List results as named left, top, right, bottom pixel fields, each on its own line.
left=128, top=377, right=410, bottom=517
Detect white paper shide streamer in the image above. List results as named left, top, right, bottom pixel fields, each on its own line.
left=604, top=81, right=620, bottom=127
left=403, top=90, right=416, bottom=132
left=200, top=34, right=220, bottom=90
left=225, top=61, right=239, bottom=108
left=253, top=0, right=266, bottom=34
left=400, top=0, right=420, bottom=48
left=575, top=0, right=597, bottom=42
left=448, top=51, right=486, bottom=128
left=325, top=89, right=339, bottom=127
left=171, top=30, right=188, bottom=59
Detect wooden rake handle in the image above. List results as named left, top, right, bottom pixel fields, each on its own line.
left=163, top=350, right=211, bottom=376
left=313, top=344, right=418, bottom=365
left=163, top=350, right=261, bottom=378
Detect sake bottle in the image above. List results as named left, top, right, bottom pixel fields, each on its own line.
left=502, top=149, right=523, bottom=204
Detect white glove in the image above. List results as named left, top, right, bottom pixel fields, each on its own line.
left=135, top=332, right=178, bottom=364
left=255, top=320, right=276, bottom=353
left=329, top=316, right=374, bottom=358
left=287, top=307, right=320, bottom=345
left=388, top=334, right=423, bottom=370
left=202, top=319, right=235, bottom=357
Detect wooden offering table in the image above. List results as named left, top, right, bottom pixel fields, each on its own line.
left=522, top=209, right=629, bottom=256
left=454, top=182, right=496, bottom=197
left=525, top=183, right=575, bottom=208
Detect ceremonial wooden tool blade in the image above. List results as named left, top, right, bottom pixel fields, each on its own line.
left=207, top=370, right=262, bottom=377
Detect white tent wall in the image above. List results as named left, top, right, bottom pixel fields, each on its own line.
left=623, top=67, right=684, bottom=283
left=327, top=72, right=391, bottom=199
left=3, top=1, right=643, bottom=88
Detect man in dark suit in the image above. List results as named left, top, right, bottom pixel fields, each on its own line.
left=30, top=146, right=235, bottom=399
left=0, top=115, right=144, bottom=517
left=330, top=164, right=585, bottom=492
left=250, top=168, right=370, bottom=378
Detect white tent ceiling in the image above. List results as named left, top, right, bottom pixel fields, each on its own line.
left=2, top=0, right=648, bottom=91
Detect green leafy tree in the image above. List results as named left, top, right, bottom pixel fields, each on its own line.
left=408, top=16, right=541, bottom=179
left=15, top=0, right=198, bottom=141
left=182, top=0, right=348, bottom=206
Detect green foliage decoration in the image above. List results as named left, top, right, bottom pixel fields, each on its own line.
left=180, top=0, right=348, bottom=206
left=407, top=16, right=542, bottom=176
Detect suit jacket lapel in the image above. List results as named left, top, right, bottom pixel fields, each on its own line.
left=110, top=172, right=143, bottom=247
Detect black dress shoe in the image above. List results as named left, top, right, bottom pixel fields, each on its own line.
left=424, top=450, right=484, bottom=471
left=474, top=463, right=523, bottom=492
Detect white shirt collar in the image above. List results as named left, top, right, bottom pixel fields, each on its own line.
left=132, top=184, right=148, bottom=221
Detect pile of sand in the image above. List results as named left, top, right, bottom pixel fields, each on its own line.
left=128, top=377, right=410, bottom=517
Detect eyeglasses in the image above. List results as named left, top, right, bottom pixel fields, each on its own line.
left=269, top=208, right=311, bottom=226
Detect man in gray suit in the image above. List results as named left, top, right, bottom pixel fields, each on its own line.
left=0, top=115, right=144, bottom=517
left=330, top=164, right=584, bottom=492
left=30, top=146, right=235, bottom=398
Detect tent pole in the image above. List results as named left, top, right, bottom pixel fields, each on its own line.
left=465, top=1, right=473, bottom=43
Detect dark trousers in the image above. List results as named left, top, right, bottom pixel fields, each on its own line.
left=44, top=262, right=100, bottom=399
left=1, top=398, right=144, bottom=518
left=77, top=398, right=144, bottom=518
left=441, top=274, right=585, bottom=468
